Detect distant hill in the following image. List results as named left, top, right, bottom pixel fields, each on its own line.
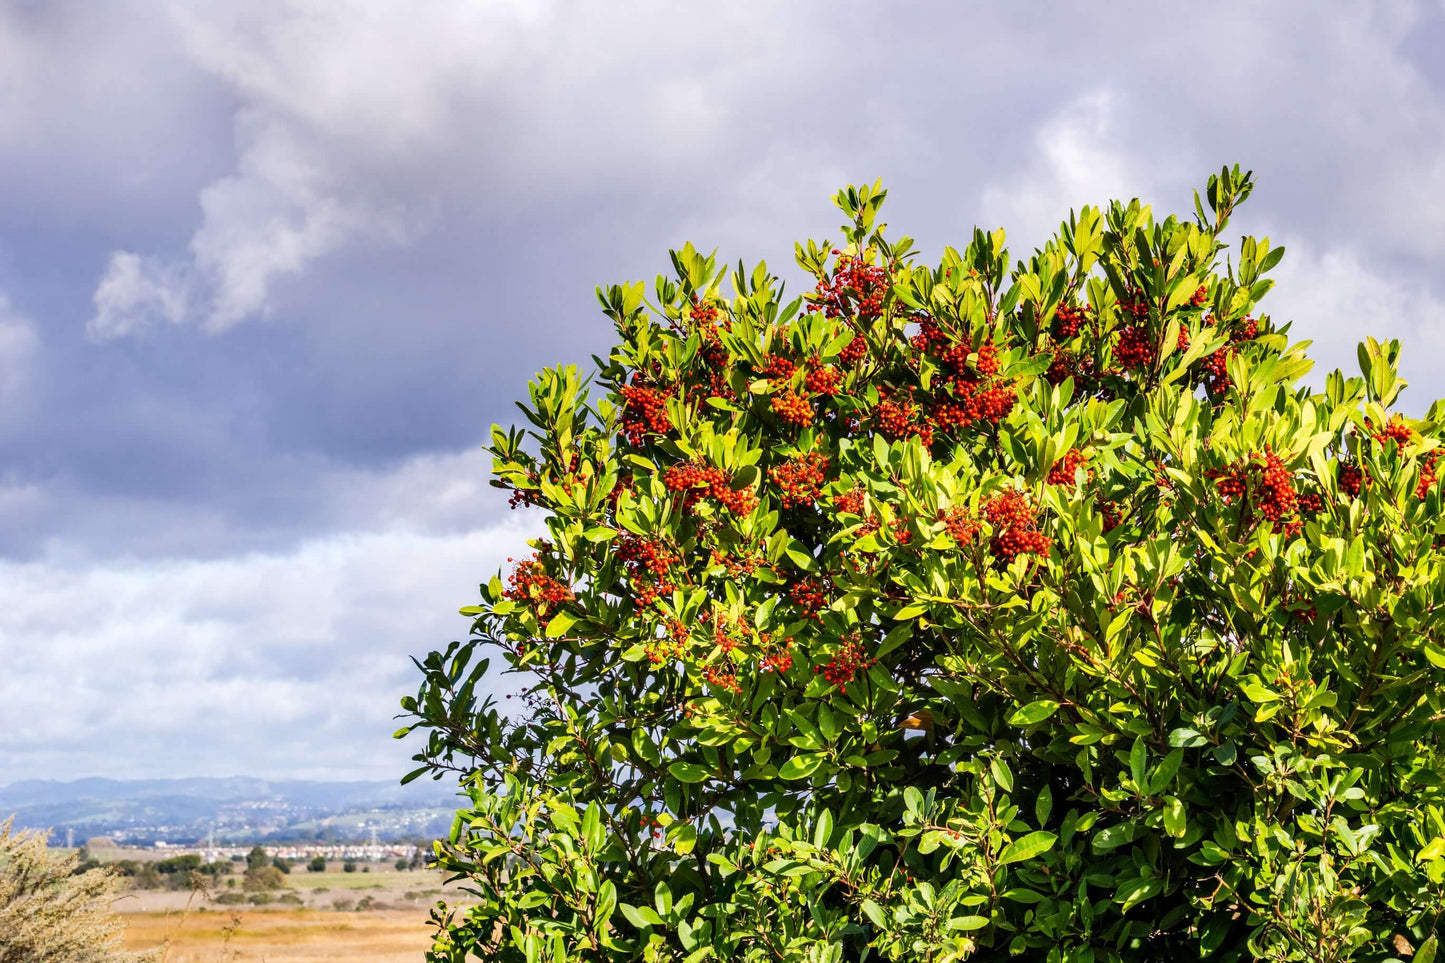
left=0, top=776, right=464, bottom=844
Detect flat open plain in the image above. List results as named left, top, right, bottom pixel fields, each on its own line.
left=119, top=863, right=472, bottom=962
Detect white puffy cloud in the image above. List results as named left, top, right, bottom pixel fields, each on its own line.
left=1264, top=241, right=1445, bottom=408
left=87, top=252, right=189, bottom=341
left=978, top=91, right=1164, bottom=251
left=0, top=515, right=537, bottom=782
left=189, top=112, right=419, bottom=331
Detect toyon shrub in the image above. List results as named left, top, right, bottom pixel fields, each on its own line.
left=400, top=168, right=1445, bottom=963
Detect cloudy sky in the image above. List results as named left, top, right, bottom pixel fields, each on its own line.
left=2, top=0, right=1444, bottom=785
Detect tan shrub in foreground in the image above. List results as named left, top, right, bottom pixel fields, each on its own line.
left=0, top=817, right=161, bottom=963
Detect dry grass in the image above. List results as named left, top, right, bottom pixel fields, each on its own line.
left=124, top=908, right=436, bottom=963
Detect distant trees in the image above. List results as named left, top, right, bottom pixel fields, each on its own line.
left=0, top=818, right=160, bottom=962
left=308, top=856, right=328, bottom=872
left=245, top=845, right=268, bottom=872
left=152, top=854, right=203, bottom=875
left=242, top=865, right=287, bottom=892
left=343, top=861, right=357, bottom=873
left=271, top=855, right=292, bottom=874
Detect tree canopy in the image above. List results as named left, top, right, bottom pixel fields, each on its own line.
left=402, top=168, right=1445, bottom=963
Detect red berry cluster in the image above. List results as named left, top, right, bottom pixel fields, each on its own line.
left=1337, top=462, right=1364, bottom=499
left=901, top=324, right=1022, bottom=437
left=1210, top=463, right=1248, bottom=503
left=1047, top=448, right=1089, bottom=487
left=663, top=462, right=708, bottom=492
left=1114, top=324, right=1155, bottom=370
left=620, top=379, right=672, bottom=445
left=1253, top=451, right=1298, bottom=524
left=760, top=637, right=794, bottom=674
left=804, top=360, right=841, bottom=396
left=677, top=299, right=736, bottom=403
left=813, top=639, right=874, bottom=694
left=890, top=517, right=914, bottom=546
left=984, top=490, right=1052, bottom=562
left=708, top=548, right=763, bottom=578
left=519, top=451, right=580, bottom=509
left=1045, top=349, right=1078, bottom=386
left=975, top=341, right=1001, bottom=376
left=663, top=463, right=757, bottom=516
left=616, top=534, right=680, bottom=608
left=838, top=332, right=867, bottom=366
left=1189, top=284, right=1209, bottom=308
left=1417, top=452, right=1439, bottom=500
left=504, top=553, right=574, bottom=616
left=760, top=354, right=795, bottom=381
left=939, top=506, right=981, bottom=544
left=1053, top=303, right=1085, bottom=339
left=712, top=612, right=743, bottom=655
left=1117, top=295, right=1150, bottom=320
left=645, top=620, right=688, bottom=664
left=789, top=576, right=829, bottom=617
left=809, top=253, right=890, bottom=322
left=834, top=486, right=866, bottom=516
left=1208, top=450, right=1299, bottom=531
left=1099, top=500, right=1122, bottom=533
left=771, top=451, right=831, bottom=509
left=771, top=390, right=814, bottom=427
left=683, top=297, right=727, bottom=336
left=703, top=664, right=741, bottom=692
left=1371, top=416, right=1413, bottom=447
left=508, top=473, right=540, bottom=510
left=1201, top=316, right=1259, bottom=394
left=873, top=396, right=927, bottom=442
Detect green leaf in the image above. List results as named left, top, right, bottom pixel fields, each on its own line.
left=1168, top=727, right=1207, bottom=748
left=620, top=902, right=663, bottom=929
left=861, top=899, right=887, bottom=927
left=668, top=762, right=710, bottom=783
left=1007, top=700, right=1059, bottom=726
left=989, top=756, right=1015, bottom=794
left=778, top=753, right=824, bottom=780
left=545, top=610, right=578, bottom=638
left=594, top=880, right=617, bottom=933
left=1163, top=796, right=1186, bottom=838
left=1128, top=737, right=1146, bottom=788
left=1092, top=823, right=1134, bottom=853
left=814, top=809, right=835, bottom=849
left=1148, top=749, right=1184, bottom=795
left=1001, top=888, right=1047, bottom=903
left=1115, top=876, right=1163, bottom=913
left=671, top=822, right=697, bottom=855
left=1035, top=784, right=1053, bottom=828
left=893, top=601, right=929, bottom=621
left=1417, top=933, right=1438, bottom=963
left=999, top=830, right=1057, bottom=864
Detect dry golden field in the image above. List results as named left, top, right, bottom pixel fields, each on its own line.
left=123, top=908, right=436, bottom=962
left=118, top=864, right=472, bottom=962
